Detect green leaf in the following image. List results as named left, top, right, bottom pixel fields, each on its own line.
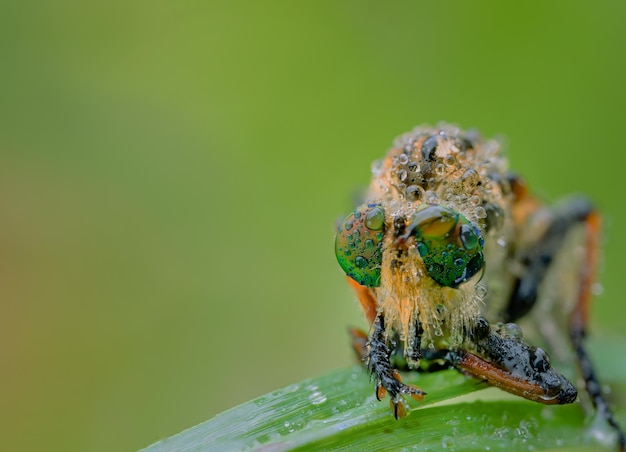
left=141, top=365, right=621, bottom=451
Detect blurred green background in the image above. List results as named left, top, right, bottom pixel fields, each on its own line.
left=1, top=1, right=625, bottom=451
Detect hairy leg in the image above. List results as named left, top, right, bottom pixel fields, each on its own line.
left=504, top=198, right=624, bottom=450
left=361, top=315, right=426, bottom=419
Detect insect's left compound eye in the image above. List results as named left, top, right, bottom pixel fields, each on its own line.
left=335, top=203, right=385, bottom=287
left=409, top=204, right=485, bottom=288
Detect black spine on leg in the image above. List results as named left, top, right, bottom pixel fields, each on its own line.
left=504, top=198, right=594, bottom=322
left=571, top=328, right=626, bottom=451
left=367, top=315, right=404, bottom=400
left=406, top=318, right=423, bottom=364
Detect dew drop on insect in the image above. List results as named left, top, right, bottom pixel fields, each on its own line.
left=500, top=323, right=523, bottom=340
left=475, top=284, right=487, bottom=298
left=406, top=185, right=422, bottom=201
left=397, top=153, right=409, bottom=165
left=591, top=282, right=604, bottom=296
left=435, top=303, right=448, bottom=321
left=355, top=256, right=368, bottom=268
left=474, top=206, right=487, bottom=219
left=397, top=169, right=408, bottom=181
left=371, top=159, right=383, bottom=176
left=461, top=169, right=480, bottom=189
left=435, top=163, right=446, bottom=175
left=364, top=206, right=385, bottom=230
left=425, top=190, right=438, bottom=204
left=529, top=346, right=550, bottom=372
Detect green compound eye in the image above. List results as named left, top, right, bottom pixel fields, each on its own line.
left=335, top=203, right=385, bottom=287
left=409, top=204, right=485, bottom=288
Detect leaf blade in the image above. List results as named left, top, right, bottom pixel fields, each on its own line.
left=141, top=365, right=620, bottom=451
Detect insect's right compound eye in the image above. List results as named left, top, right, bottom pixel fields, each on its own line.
left=409, top=204, right=485, bottom=288
left=335, top=203, right=385, bottom=287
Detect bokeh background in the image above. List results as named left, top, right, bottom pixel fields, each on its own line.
left=2, top=2, right=626, bottom=451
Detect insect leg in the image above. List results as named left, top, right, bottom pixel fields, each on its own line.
left=504, top=198, right=595, bottom=322
left=348, top=326, right=369, bottom=362
left=504, top=198, right=624, bottom=449
left=452, top=326, right=577, bottom=404
left=345, top=276, right=377, bottom=364
left=367, top=314, right=426, bottom=419
left=571, top=210, right=625, bottom=451
left=346, top=276, right=377, bottom=324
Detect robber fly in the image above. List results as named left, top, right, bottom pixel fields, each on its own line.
left=335, top=124, right=624, bottom=450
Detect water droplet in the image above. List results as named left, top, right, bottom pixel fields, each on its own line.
left=461, top=169, right=480, bottom=189
left=529, top=346, right=550, bottom=372
left=592, top=282, right=604, bottom=296
left=435, top=303, right=448, bottom=317
left=474, top=206, right=487, bottom=219
left=475, top=284, right=487, bottom=298
left=364, top=207, right=385, bottom=230
left=398, top=169, right=407, bottom=181
left=406, top=185, right=422, bottom=201
left=425, top=191, right=438, bottom=203
left=355, top=256, right=368, bottom=268
left=500, top=322, right=523, bottom=340
left=309, top=391, right=327, bottom=405
left=441, top=436, right=454, bottom=448
left=397, top=153, right=409, bottom=165
left=371, top=159, right=383, bottom=176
